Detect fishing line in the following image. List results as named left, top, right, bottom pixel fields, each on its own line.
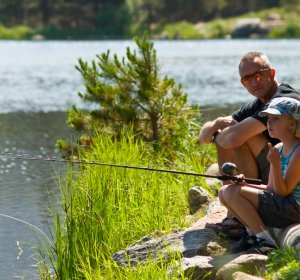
left=0, top=213, right=52, bottom=245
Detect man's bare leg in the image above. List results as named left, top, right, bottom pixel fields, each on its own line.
left=215, top=143, right=234, bottom=177
left=233, top=134, right=268, bottom=179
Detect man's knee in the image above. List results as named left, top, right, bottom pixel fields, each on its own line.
left=234, top=134, right=268, bottom=160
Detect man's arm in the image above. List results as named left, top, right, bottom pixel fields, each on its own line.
left=198, top=116, right=237, bottom=144
left=214, top=117, right=266, bottom=149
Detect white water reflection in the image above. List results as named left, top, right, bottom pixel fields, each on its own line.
left=0, top=40, right=300, bottom=113
left=0, top=112, right=72, bottom=279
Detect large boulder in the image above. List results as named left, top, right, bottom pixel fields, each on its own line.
left=232, top=18, right=267, bottom=38
left=112, top=228, right=217, bottom=266
left=270, top=224, right=300, bottom=260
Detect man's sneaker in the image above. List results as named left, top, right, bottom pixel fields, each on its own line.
left=245, top=238, right=277, bottom=255
left=230, top=232, right=257, bottom=253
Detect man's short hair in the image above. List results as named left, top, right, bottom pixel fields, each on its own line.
left=239, top=52, right=272, bottom=69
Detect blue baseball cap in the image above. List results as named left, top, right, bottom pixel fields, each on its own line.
left=259, top=97, right=300, bottom=120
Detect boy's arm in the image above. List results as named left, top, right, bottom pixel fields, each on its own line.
left=268, top=143, right=300, bottom=196
left=279, top=147, right=300, bottom=196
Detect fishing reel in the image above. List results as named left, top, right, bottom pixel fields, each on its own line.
left=221, top=162, right=238, bottom=177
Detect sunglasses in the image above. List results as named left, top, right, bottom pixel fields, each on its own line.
left=241, top=68, right=270, bottom=84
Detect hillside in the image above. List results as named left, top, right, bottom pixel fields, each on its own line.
left=154, top=4, right=300, bottom=39
left=0, top=2, right=299, bottom=40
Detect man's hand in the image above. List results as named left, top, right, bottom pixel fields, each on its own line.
left=199, top=116, right=237, bottom=144
left=215, top=116, right=238, bottom=130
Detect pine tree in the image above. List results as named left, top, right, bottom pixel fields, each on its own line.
left=57, top=35, right=199, bottom=159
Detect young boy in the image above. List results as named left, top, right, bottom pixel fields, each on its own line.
left=219, top=97, right=300, bottom=254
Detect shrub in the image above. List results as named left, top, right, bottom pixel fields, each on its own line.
left=160, top=21, right=203, bottom=39
left=0, top=24, right=34, bottom=39
left=269, top=24, right=300, bottom=38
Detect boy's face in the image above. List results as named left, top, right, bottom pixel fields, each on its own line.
left=267, top=114, right=295, bottom=139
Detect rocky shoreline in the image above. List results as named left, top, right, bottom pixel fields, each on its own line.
left=112, top=164, right=300, bottom=279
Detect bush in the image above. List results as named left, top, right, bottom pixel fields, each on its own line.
left=269, top=24, right=300, bottom=38
left=206, top=19, right=233, bottom=38
left=160, top=21, right=203, bottom=39
left=0, top=24, right=34, bottom=39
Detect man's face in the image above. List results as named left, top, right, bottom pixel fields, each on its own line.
left=239, top=57, right=275, bottom=101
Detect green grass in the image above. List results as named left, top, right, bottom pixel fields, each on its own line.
left=266, top=247, right=300, bottom=279
left=35, top=129, right=300, bottom=279
left=36, top=130, right=215, bottom=279
left=159, top=20, right=203, bottom=39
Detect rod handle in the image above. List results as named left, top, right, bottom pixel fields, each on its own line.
left=243, top=178, right=262, bottom=185
left=219, top=175, right=262, bottom=185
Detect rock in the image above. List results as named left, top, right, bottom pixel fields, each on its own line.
left=232, top=18, right=267, bottom=38
left=264, top=12, right=285, bottom=29
left=112, top=227, right=217, bottom=266
left=181, top=248, right=267, bottom=280
left=206, top=241, right=227, bottom=256
left=232, top=271, right=265, bottom=280
left=190, top=198, right=227, bottom=230
left=181, top=256, right=214, bottom=280
left=188, top=186, right=210, bottom=213
left=205, top=163, right=221, bottom=194
left=215, top=254, right=268, bottom=280
left=31, top=34, right=46, bottom=40
left=266, top=12, right=281, bottom=21
left=231, top=14, right=286, bottom=38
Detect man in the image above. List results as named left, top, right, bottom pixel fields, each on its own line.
left=199, top=51, right=300, bottom=239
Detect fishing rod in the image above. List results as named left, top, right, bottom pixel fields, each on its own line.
left=0, top=154, right=262, bottom=185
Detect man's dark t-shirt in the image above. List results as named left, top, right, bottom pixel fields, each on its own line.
left=231, top=83, right=300, bottom=145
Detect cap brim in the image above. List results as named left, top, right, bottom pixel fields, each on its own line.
left=259, top=108, right=282, bottom=117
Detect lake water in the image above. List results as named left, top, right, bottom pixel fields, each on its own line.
left=1, top=39, right=300, bottom=278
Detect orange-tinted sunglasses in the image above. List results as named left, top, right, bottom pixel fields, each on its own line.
left=241, top=68, right=270, bottom=84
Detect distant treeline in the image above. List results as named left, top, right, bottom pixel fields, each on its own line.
left=0, top=0, right=297, bottom=38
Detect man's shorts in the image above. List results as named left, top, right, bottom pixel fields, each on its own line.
left=256, top=143, right=270, bottom=184
left=257, top=191, right=300, bottom=228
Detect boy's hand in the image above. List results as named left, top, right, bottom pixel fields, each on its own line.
left=267, top=142, right=281, bottom=164
left=235, top=174, right=247, bottom=185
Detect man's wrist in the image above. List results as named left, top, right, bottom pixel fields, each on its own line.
left=211, top=130, right=221, bottom=143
